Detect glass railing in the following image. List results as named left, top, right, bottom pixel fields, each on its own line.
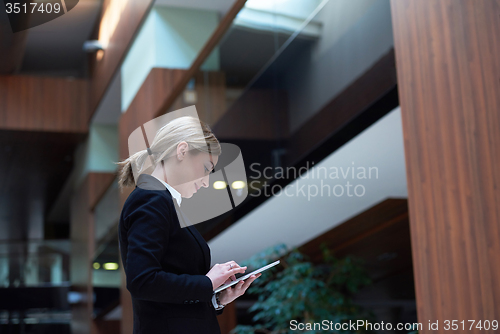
left=153, top=0, right=399, bottom=242
left=168, top=0, right=327, bottom=119
left=0, top=240, right=71, bottom=328
left=0, top=240, right=70, bottom=287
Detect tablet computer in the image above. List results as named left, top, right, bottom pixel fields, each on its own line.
left=214, top=260, right=280, bottom=293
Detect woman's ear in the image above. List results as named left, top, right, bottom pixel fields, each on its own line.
left=177, top=141, right=188, bottom=160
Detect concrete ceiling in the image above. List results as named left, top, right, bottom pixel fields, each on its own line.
left=20, top=0, right=101, bottom=77
left=16, top=0, right=236, bottom=77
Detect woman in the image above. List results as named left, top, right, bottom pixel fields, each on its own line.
left=116, top=116, right=260, bottom=333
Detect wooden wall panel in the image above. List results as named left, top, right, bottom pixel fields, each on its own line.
left=0, top=75, right=89, bottom=133
left=217, top=302, right=237, bottom=334
left=391, top=0, right=500, bottom=331
left=192, top=71, right=227, bottom=127
left=92, top=320, right=120, bottom=334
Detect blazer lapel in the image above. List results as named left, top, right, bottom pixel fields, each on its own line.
left=136, top=174, right=211, bottom=272
left=187, top=225, right=211, bottom=273
left=173, top=201, right=211, bottom=273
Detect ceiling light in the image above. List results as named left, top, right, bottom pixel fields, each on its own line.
left=103, top=262, right=119, bottom=270
left=213, top=181, right=227, bottom=189
left=231, top=181, right=246, bottom=189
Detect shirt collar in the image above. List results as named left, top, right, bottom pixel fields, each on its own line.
left=151, top=175, right=182, bottom=207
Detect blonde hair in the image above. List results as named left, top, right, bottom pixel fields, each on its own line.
left=115, top=116, right=221, bottom=189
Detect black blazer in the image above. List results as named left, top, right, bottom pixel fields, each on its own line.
left=119, top=174, right=223, bottom=334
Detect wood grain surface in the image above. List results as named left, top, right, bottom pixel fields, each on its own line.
left=0, top=75, right=89, bottom=132
left=391, top=0, right=500, bottom=331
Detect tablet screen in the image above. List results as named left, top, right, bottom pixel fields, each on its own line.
left=214, top=260, right=280, bottom=293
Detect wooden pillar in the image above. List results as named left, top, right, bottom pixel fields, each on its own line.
left=217, top=302, right=237, bottom=334
left=70, top=172, right=118, bottom=334
left=119, top=188, right=134, bottom=334
left=390, top=0, right=500, bottom=332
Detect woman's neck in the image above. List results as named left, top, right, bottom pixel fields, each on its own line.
left=151, top=162, right=168, bottom=184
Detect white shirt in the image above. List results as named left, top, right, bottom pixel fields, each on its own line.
left=151, top=175, right=182, bottom=207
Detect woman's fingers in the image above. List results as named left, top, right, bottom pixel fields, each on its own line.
left=223, top=260, right=239, bottom=267
left=224, top=272, right=238, bottom=284
left=223, top=261, right=246, bottom=271
left=235, top=280, right=245, bottom=293
left=233, top=273, right=261, bottom=294
left=241, top=276, right=255, bottom=289
left=229, top=266, right=246, bottom=276
left=222, top=274, right=262, bottom=304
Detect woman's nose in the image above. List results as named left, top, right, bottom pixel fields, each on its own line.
left=201, top=175, right=209, bottom=188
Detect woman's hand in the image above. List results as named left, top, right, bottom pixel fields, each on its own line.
left=205, top=261, right=247, bottom=290
left=218, top=273, right=262, bottom=306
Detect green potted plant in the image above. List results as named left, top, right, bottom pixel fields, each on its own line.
left=230, top=243, right=374, bottom=334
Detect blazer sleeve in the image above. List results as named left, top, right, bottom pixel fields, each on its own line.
left=123, top=191, right=214, bottom=304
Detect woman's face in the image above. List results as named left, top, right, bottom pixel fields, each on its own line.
left=169, top=142, right=219, bottom=198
